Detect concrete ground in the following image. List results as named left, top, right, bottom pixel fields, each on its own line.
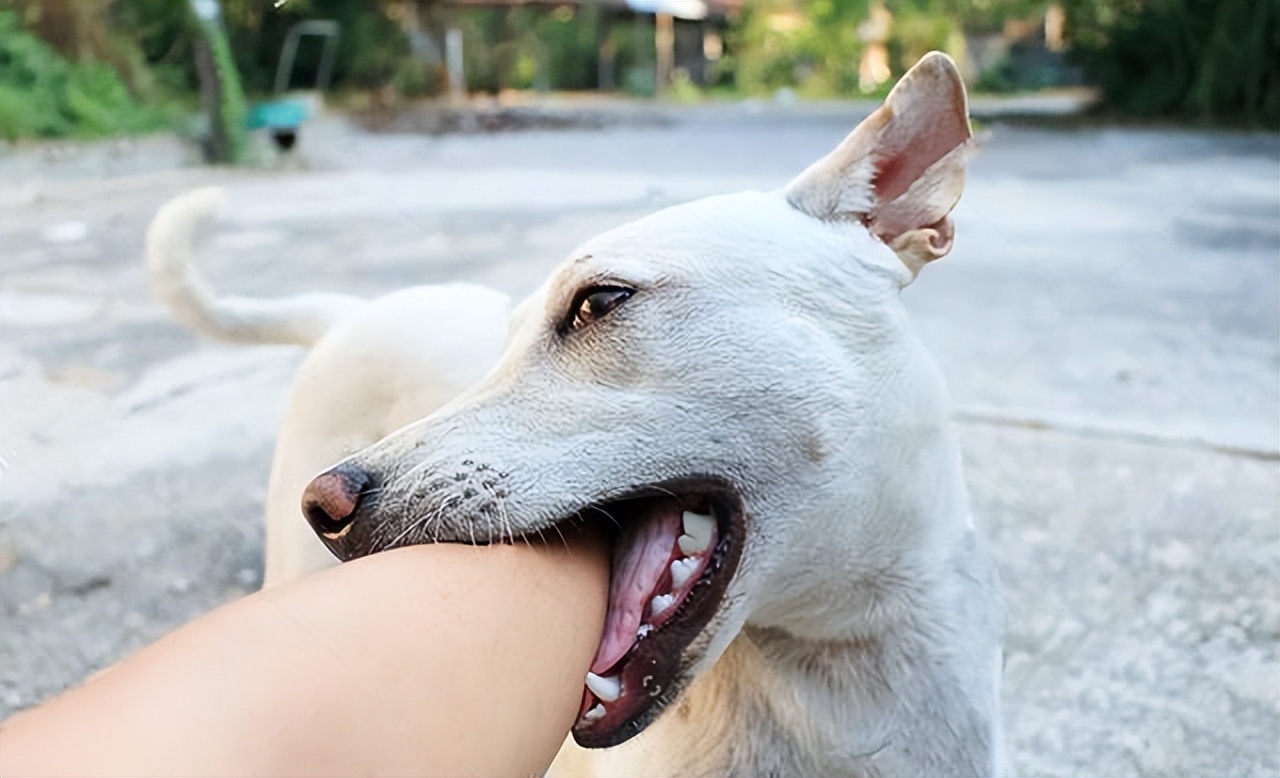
left=1, top=103, right=1276, bottom=776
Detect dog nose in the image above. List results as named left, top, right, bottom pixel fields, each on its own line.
left=302, top=463, right=372, bottom=538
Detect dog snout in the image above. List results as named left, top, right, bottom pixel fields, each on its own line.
left=302, top=463, right=372, bottom=540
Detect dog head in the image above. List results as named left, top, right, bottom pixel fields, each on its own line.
left=303, top=53, right=972, bottom=748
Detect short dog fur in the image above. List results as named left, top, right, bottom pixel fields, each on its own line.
left=297, top=53, right=1006, bottom=776
left=149, top=51, right=1003, bottom=772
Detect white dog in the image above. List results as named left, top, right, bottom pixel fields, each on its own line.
left=300, top=53, right=1006, bottom=776
left=145, top=189, right=511, bottom=587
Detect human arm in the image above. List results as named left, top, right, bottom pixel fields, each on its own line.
left=0, top=535, right=607, bottom=776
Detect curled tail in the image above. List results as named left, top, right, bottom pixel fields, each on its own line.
left=146, top=187, right=362, bottom=347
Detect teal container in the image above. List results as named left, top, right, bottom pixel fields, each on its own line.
left=246, top=99, right=309, bottom=130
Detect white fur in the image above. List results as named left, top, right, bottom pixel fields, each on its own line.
left=337, top=193, right=1004, bottom=775
left=145, top=189, right=511, bottom=587
left=309, top=53, right=1006, bottom=776
left=150, top=52, right=1005, bottom=775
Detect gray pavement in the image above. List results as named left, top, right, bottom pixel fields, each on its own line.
left=1, top=104, right=1276, bottom=776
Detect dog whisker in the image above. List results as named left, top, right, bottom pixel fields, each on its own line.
left=496, top=498, right=516, bottom=545
left=648, top=485, right=681, bottom=501
left=384, top=510, right=429, bottom=549
left=549, top=521, right=568, bottom=550
left=584, top=505, right=623, bottom=531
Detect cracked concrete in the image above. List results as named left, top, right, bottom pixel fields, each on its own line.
left=1, top=106, right=1276, bottom=775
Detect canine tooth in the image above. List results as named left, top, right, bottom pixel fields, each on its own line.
left=677, top=533, right=710, bottom=556
left=682, top=510, right=714, bottom=544
left=670, top=557, right=698, bottom=587
left=586, top=672, right=621, bottom=703
left=637, top=624, right=653, bottom=639
left=650, top=593, right=675, bottom=616
left=583, top=704, right=606, bottom=722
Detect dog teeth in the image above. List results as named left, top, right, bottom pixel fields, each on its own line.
left=586, top=672, right=621, bottom=703
left=670, top=557, right=698, bottom=587
left=637, top=624, right=653, bottom=639
left=678, top=511, right=714, bottom=555
left=583, top=703, right=606, bottom=722
left=682, top=510, right=714, bottom=543
left=650, top=593, right=675, bottom=616
left=677, top=533, right=709, bottom=556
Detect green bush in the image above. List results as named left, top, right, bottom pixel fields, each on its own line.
left=730, top=0, right=869, bottom=96
left=728, top=0, right=974, bottom=97
left=220, top=0, right=416, bottom=95
left=889, top=8, right=958, bottom=70
left=0, top=10, right=175, bottom=140
left=1065, top=0, right=1280, bottom=126
left=108, top=0, right=202, bottom=95
left=615, top=16, right=656, bottom=96
left=455, top=5, right=607, bottom=94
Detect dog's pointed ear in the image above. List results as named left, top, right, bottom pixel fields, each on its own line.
left=785, top=52, right=971, bottom=277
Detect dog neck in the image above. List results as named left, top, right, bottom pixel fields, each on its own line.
left=628, top=393, right=1003, bottom=775
left=748, top=314, right=982, bottom=636
left=633, top=530, right=1004, bottom=777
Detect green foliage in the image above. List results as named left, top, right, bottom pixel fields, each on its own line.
left=888, top=8, right=961, bottom=73
left=730, top=0, right=869, bottom=96
left=617, top=17, right=656, bottom=96
left=536, top=4, right=604, bottom=91
left=108, top=0, right=202, bottom=95
left=8, top=0, right=1272, bottom=139
left=457, top=8, right=518, bottom=93
left=728, top=0, right=979, bottom=97
left=220, top=0, right=415, bottom=95
left=1064, top=0, right=1280, bottom=126
left=973, top=54, right=1058, bottom=92
left=935, top=0, right=1049, bottom=33
left=728, top=0, right=1277, bottom=124
left=668, top=68, right=703, bottom=102
left=457, top=5, right=606, bottom=94
left=0, top=9, right=175, bottom=140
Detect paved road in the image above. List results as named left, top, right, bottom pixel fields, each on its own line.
left=1, top=105, right=1276, bottom=776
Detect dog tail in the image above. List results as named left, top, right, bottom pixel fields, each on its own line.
left=146, top=187, right=362, bottom=347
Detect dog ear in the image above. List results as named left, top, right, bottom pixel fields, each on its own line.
left=785, top=52, right=971, bottom=276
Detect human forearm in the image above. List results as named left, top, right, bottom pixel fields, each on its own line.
left=0, top=536, right=608, bottom=776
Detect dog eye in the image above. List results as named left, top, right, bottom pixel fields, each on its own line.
left=568, top=286, right=634, bottom=331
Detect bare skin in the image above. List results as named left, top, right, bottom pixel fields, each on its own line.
left=0, top=534, right=608, bottom=777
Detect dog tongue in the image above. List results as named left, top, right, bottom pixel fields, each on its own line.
left=591, top=500, right=683, bottom=674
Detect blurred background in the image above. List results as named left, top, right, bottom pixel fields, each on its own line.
left=1, top=2, right=1277, bottom=777
left=1, top=0, right=1276, bottom=151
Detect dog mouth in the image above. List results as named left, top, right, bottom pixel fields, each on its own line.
left=566, top=479, right=744, bottom=748
left=317, top=472, right=745, bottom=748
